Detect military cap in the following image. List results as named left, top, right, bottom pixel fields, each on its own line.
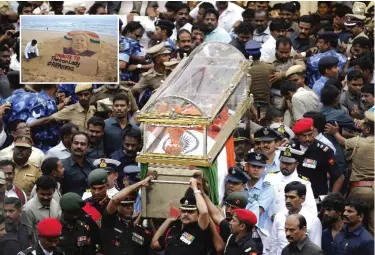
left=60, top=192, right=84, bottom=212
left=285, top=65, right=306, bottom=78
left=87, top=168, right=108, bottom=186
left=37, top=218, right=62, bottom=237
left=164, top=60, right=179, bottom=67
left=146, top=42, right=171, bottom=59
left=120, top=193, right=137, bottom=205
left=0, top=171, right=5, bottom=185
left=364, top=107, right=375, bottom=123
left=279, top=146, right=304, bottom=163
left=233, top=208, right=257, bottom=225
left=123, top=165, right=141, bottom=185
left=233, top=127, right=250, bottom=143
left=292, top=117, right=314, bottom=135
left=318, top=31, right=339, bottom=41
left=246, top=152, right=268, bottom=167
left=245, top=40, right=261, bottom=55
left=318, top=56, right=339, bottom=67
left=75, top=84, right=92, bottom=93
left=179, top=196, right=197, bottom=211
left=254, top=127, right=282, bottom=141
left=93, top=158, right=120, bottom=172
left=345, top=2, right=366, bottom=24
left=14, top=135, right=33, bottom=148
left=225, top=192, right=248, bottom=209
left=154, top=20, right=175, bottom=31
left=270, top=123, right=295, bottom=139
left=226, top=166, right=250, bottom=184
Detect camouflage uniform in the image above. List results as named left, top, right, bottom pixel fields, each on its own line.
left=119, top=35, right=143, bottom=81
left=2, top=88, right=36, bottom=123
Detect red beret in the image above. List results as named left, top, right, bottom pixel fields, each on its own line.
left=37, top=218, right=62, bottom=237
left=292, top=118, right=314, bottom=135
left=233, top=209, right=257, bottom=225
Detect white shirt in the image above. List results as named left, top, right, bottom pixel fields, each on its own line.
left=39, top=241, right=53, bottom=255
left=0, top=127, right=6, bottom=148
left=171, top=23, right=193, bottom=42
left=260, top=36, right=296, bottom=64
left=82, top=186, right=119, bottom=200
left=292, top=87, right=321, bottom=121
left=253, top=26, right=271, bottom=45
left=269, top=207, right=322, bottom=255
left=315, top=133, right=336, bottom=154
left=189, top=1, right=244, bottom=33
left=45, top=141, right=71, bottom=160
left=0, top=143, right=45, bottom=167
left=10, top=53, right=20, bottom=71
left=24, top=41, right=39, bottom=59
left=5, top=184, right=27, bottom=203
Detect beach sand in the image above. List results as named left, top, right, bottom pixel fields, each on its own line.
left=21, top=30, right=118, bottom=83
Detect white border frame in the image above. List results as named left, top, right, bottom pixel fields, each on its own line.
left=19, top=14, right=120, bottom=84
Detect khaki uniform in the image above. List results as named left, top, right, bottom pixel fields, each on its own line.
left=90, top=85, right=138, bottom=113
left=13, top=161, right=41, bottom=198
left=345, top=135, right=374, bottom=236
left=52, top=102, right=96, bottom=132
left=131, top=68, right=165, bottom=95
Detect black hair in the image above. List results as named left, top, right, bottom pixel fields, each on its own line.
left=292, top=1, right=301, bottom=11
left=361, top=83, right=374, bottom=96
left=352, top=37, right=371, bottom=49
left=321, top=192, right=345, bottom=213
left=318, top=58, right=338, bottom=75
left=158, top=24, right=173, bottom=38
left=65, top=11, right=76, bottom=15
left=192, top=23, right=205, bottom=32
left=7, top=119, right=25, bottom=133
left=321, top=85, right=340, bottom=106
left=265, top=108, right=283, bottom=124
left=199, top=2, right=215, bottom=11
left=353, top=56, right=374, bottom=73
left=123, top=21, right=144, bottom=36
left=71, top=131, right=89, bottom=143
left=165, top=1, right=183, bottom=12
left=299, top=15, right=313, bottom=25
left=0, top=23, right=16, bottom=36
left=36, top=176, right=57, bottom=191
left=32, top=39, right=37, bottom=45
left=60, top=123, right=79, bottom=141
left=347, top=70, right=364, bottom=83
left=234, top=22, right=253, bottom=35
left=123, top=125, right=142, bottom=143
left=284, top=181, right=306, bottom=198
left=254, top=9, right=269, bottom=19
left=345, top=198, right=368, bottom=218
left=0, top=214, right=5, bottom=225
left=4, top=197, right=22, bottom=210
left=204, top=8, right=219, bottom=20
left=113, top=93, right=130, bottom=105
left=87, top=3, right=105, bottom=14
left=317, top=1, right=331, bottom=7
left=281, top=2, right=296, bottom=13
left=295, top=214, right=307, bottom=229
left=272, top=3, right=283, bottom=11
left=17, top=2, right=33, bottom=14
left=335, top=5, right=352, bottom=18
left=7, top=71, right=21, bottom=90
left=325, top=78, right=343, bottom=91
left=303, top=112, right=326, bottom=133
left=177, top=29, right=192, bottom=41
left=41, top=157, right=60, bottom=176
left=276, top=36, right=292, bottom=49
left=320, top=14, right=333, bottom=24
left=0, top=160, right=15, bottom=172
left=280, top=80, right=297, bottom=96
left=175, top=3, right=189, bottom=13
left=269, top=19, right=287, bottom=32
left=87, top=116, right=105, bottom=129
left=243, top=9, right=256, bottom=20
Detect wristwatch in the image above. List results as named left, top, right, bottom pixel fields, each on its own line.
left=137, top=64, right=142, bottom=69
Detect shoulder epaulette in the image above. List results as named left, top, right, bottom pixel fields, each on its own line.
left=298, top=174, right=309, bottom=181
left=17, top=247, right=34, bottom=255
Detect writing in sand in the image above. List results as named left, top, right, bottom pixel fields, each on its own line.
left=47, top=53, right=81, bottom=71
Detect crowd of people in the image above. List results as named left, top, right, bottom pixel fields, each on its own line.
left=0, top=1, right=374, bottom=255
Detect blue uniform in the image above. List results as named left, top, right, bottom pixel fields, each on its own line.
left=312, top=76, right=328, bottom=98
left=119, top=35, right=143, bottom=81
left=27, top=90, right=60, bottom=152
left=331, top=225, right=374, bottom=255
left=57, top=85, right=78, bottom=105
left=246, top=178, right=275, bottom=228
left=306, top=50, right=347, bottom=87
left=164, top=38, right=177, bottom=52
left=2, top=89, right=36, bottom=123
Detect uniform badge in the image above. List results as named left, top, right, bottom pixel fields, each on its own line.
left=180, top=232, right=195, bottom=245
left=263, top=128, right=269, bottom=135
left=235, top=199, right=240, bottom=205
left=232, top=168, right=236, bottom=175
left=99, top=159, right=107, bottom=168
left=132, top=232, right=144, bottom=245
left=328, top=158, right=335, bottom=166
left=323, top=146, right=329, bottom=152
left=262, top=181, right=271, bottom=188
left=302, top=158, right=317, bottom=169
left=184, top=200, right=189, bottom=205
left=255, top=154, right=261, bottom=160
left=277, top=125, right=285, bottom=134
left=284, top=148, right=291, bottom=157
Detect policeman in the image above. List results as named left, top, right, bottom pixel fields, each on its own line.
left=82, top=168, right=110, bottom=228
left=224, top=166, right=250, bottom=197
left=154, top=20, right=177, bottom=52
left=245, top=152, right=275, bottom=228
left=90, top=84, right=138, bottom=115
left=18, top=218, right=64, bottom=255
left=102, top=175, right=154, bottom=254
left=292, top=117, right=344, bottom=199
left=264, top=146, right=317, bottom=233
left=58, top=193, right=101, bottom=255
left=233, top=127, right=251, bottom=168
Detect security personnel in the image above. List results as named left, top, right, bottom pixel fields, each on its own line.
left=58, top=193, right=101, bottom=255
left=102, top=175, right=154, bottom=255
left=154, top=20, right=177, bottom=52
left=18, top=218, right=65, bottom=255
left=224, top=166, right=250, bottom=198
left=82, top=169, right=110, bottom=228
left=264, top=146, right=317, bottom=233
left=292, top=118, right=344, bottom=199
left=90, top=84, right=138, bottom=114
left=223, top=192, right=249, bottom=221
left=233, top=128, right=251, bottom=168
left=245, top=152, right=275, bottom=230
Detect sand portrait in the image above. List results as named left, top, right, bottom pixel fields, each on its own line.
left=20, top=15, right=119, bottom=83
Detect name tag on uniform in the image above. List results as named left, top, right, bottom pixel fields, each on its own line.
left=77, top=236, right=87, bottom=247
left=132, top=232, right=144, bottom=245
left=180, top=232, right=195, bottom=245
left=302, top=159, right=317, bottom=169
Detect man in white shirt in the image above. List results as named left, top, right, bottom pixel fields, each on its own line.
left=253, top=9, right=271, bottom=45
left=269, top=181, right=322, bottom=255
left=1, top=160, right=27, bottom=205
left=45, top=123, right=78, bottom=160
left=24, top=39, right=39, bottom=61
left=189, top=1, right=243, bottom=33
left=170, top=3, right=193, bottom=41
left=203, top=8, right=231, bottom=43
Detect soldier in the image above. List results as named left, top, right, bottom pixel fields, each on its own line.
left=90, top=84, right=138, bottom=115
left=18, top=217, right=64, bottom=255
left=82, top=169, right=110, bottom=229
left=58, top=193, right=101, bottom=255
left=101, top=175, right=154, bottom=254
left=233, top=127, right=251, bottom=168
left=224, top=166, right=249, bottom=199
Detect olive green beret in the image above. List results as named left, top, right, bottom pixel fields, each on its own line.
left=87, top=168, right=108, bottom=186
left=225, top=192, right=248, bottom=209
left=60, top=193, right=84, bottom=212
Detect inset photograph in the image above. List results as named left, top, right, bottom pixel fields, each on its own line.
left=20, top=15, right=119, bottom=83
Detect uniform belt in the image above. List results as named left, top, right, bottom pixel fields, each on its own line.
left=350, top=181, right=374, bottom=188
